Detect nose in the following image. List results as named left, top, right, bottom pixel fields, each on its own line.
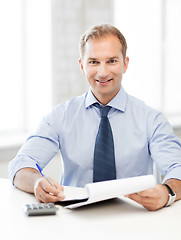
left=97, top=63, right=109, bottom=79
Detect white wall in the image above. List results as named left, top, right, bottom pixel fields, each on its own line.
left=51, top=0, right=113, bottom=105
left=0, top=0, right=113, bottom=178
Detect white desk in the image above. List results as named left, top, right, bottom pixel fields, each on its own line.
left=1, top=178, right=180, bottom=240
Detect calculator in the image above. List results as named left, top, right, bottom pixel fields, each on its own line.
left=23, top=203, right=59, bottom=216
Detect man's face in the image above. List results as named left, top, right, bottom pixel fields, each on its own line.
left=79, top=34, right=129, bottom=105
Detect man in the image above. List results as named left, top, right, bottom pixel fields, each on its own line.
left=9, top=24, right=181, bottom=211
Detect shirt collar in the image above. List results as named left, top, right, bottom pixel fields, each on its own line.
left=85, top=86, right=127, bottom=112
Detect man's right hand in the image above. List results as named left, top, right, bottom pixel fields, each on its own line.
left=14, top=168, right=65, bottom=203
left=34, top=177, right=65, bottom=203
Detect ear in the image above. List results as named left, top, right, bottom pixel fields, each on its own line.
left=79, top=58, right=85, bottom=74
left=123, top=56, right=129, bottom=73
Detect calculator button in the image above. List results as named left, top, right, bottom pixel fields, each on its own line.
left=38, top=205, right=44, bottom=209
left=26, top=204, right=31, bottom=209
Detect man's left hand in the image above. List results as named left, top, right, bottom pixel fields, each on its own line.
left=125, top=184, right=169, bottom=211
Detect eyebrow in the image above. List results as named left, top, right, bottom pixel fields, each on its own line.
left=109, top=56, right=119, bottom=59
left=87, top=56, right=119, bottom=60
left=87, top=58, right=97, bottom=60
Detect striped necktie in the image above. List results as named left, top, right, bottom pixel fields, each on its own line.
left=93, top=103, right=116, bottom=182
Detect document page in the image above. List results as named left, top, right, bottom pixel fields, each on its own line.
left=63, top=186, right=88, bottom=201
left=61, top=175, right=156, bottom=209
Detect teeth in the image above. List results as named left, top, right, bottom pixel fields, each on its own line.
left=97, top=79, right=112, bottom=83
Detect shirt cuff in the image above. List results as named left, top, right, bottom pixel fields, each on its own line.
left=8, top=155, right=38, bottom=185
left=162, top=166, right=181, bottom=183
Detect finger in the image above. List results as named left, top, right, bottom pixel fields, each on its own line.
left=127, top=193, right=143, bottom=204
left=39, top=190, right=63, bottom=203
left=37, top=185, right=65, bottom=203
left=41, top=178, right=64, bottom=198
left=51, top=181, right=65, bottom=200
left=39, top=191, right=46, bottom=203
left=34, top=178, right=65, bottom=202
left=50, top=179, right=64, bottom=193
left=137, top=188, right=156, bottom=197
left=34, top=177, right=44, bottom=201
left=126, top=193, right=154, bottom=207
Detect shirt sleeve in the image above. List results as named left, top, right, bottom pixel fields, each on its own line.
left=8, top=116, right=60, bottom=184
left=148, top=112, right=181, bottom=182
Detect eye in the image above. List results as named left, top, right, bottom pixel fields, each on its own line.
left=108, top=59, right=117, bottom=64
left=89, top=60, right=98, bottom=64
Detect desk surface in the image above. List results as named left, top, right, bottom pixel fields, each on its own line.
left=1, top=178, right=180, bottom=240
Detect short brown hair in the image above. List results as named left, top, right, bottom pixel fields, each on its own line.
left=79, top=24, right=127, bottom=59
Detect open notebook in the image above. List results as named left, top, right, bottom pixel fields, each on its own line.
left=59, top=175, right=156, bottom=209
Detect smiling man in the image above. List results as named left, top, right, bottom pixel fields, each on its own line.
left=79, top=34, right=129, bottom=105
left=9, top=24, right=181, bottom=210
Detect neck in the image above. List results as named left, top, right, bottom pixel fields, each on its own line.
left=92, top=89, right=120, bottom=106
left=97, top=97, right=112, bottom=106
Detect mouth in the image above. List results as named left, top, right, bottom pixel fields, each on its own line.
left=96, top=78, right=113, bottom=85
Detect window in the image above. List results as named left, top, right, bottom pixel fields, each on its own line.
left=0, top=0, right=23, bottom=135
left=0, top=0, right=52, bottom=145
left=114, top=0, right=181, bottom=127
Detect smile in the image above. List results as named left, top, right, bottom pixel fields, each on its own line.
left=96, top=78, right=113, bottom=83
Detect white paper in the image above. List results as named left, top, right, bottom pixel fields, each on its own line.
left=63, top=186, right=88, bottom=201
left=62, top=175, right=156, bottom=209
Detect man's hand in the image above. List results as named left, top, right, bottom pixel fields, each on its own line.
left=125, top=184, right=169, bottom=211
left=34, top=177, right=65, bottom=203
left=14, top=168, right=65, bottom=203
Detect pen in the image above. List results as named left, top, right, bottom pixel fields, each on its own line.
left=36, top=163, right=56, bottom=189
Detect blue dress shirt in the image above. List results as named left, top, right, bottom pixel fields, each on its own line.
left=9, top=87, right=181, bottom=187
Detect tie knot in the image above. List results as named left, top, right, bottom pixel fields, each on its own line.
left=100, top=106, right=111, bottom=118
left=94, top=103, right=111, bottom=118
